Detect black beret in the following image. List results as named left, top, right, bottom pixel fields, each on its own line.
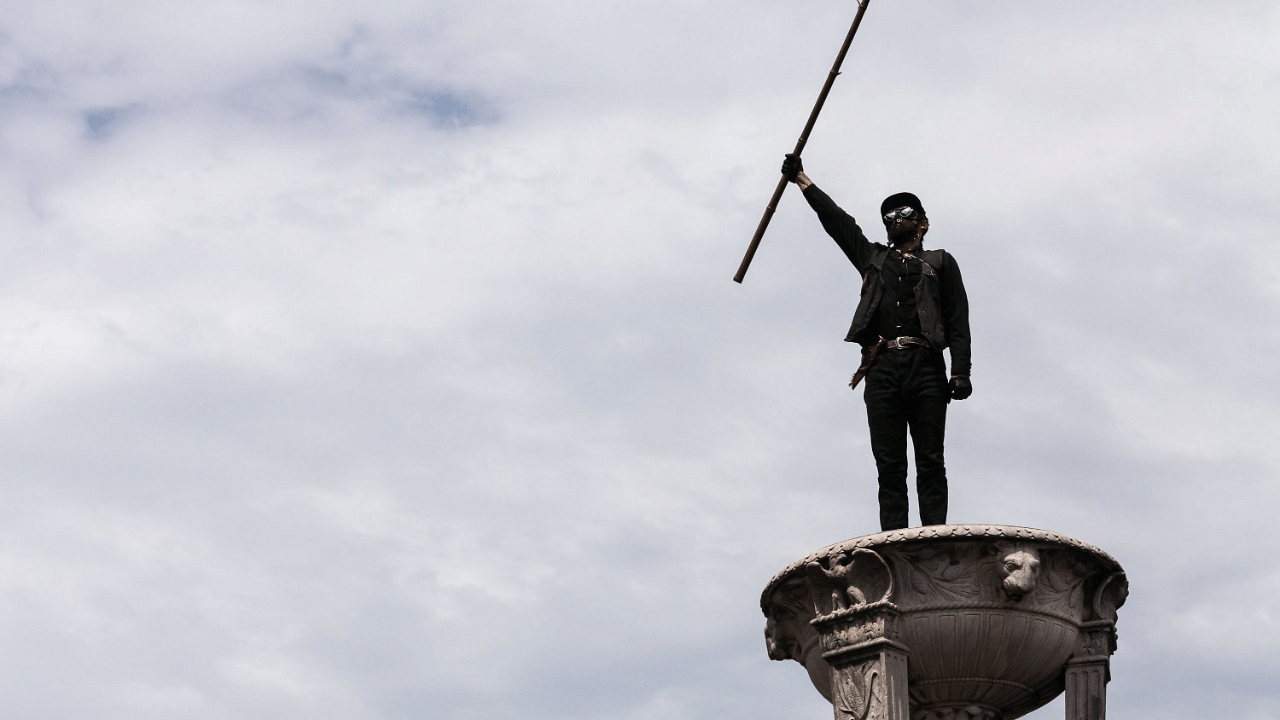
left=881, top=192, right=924, bottom=217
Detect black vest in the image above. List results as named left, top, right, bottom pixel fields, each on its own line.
left=845, top=248, right=950, bottom=348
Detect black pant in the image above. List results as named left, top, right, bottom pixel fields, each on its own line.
left=863, top=347, right=949, bottom=531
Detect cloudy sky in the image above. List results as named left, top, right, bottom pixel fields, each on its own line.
left=1, top=0, right=1278, bottom=718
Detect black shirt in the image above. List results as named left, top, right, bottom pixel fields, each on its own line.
left=876, top=249, right=925, bottom=341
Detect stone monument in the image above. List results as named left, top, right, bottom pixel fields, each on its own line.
left=761, top=525, right=1127, bottom=720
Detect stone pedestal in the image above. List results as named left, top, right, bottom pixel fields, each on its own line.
left=761, top=525, right=1127, bottom=720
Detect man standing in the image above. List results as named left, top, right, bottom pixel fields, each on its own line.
left=781, top=154, right=971, bottom=532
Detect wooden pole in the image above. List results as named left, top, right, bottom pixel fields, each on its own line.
left=733, top=0, right=873, bottom=283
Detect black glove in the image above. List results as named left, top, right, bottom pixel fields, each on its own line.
left=781, top=153, right=803, bottom=181
left=950, top=376, right=972, bottom=401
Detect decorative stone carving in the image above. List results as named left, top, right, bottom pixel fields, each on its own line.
left=832, top=657, right=882, bottom=720
left=761, top=525, right=1126, bottom=720
left=996, top=544, right=1040, bottom=600
left=763, top=574, right=834, bottom=701
left=806, top=548, right=894, bottom=615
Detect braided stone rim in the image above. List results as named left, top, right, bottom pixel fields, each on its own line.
left=761, top=524, right=1123, bottom=612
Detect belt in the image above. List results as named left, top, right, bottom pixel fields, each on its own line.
left=884, top=336, right=930, bottom=350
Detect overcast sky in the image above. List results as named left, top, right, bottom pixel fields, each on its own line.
left=1, top=1, right=1278, bottom=718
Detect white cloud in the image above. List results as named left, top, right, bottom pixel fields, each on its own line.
left=0, top=0, right=1278, bottom=718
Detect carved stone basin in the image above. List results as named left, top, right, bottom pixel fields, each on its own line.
left=761, top=525, right=1127, bottom=720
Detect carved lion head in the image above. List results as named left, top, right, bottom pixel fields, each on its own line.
left=998, top=548, right=1041, bottom=600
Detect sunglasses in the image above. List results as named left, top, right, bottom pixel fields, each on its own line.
left=883, top=206, right=918, bottom=225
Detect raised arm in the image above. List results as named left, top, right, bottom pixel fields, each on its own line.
left=781, top=154, right=877, bottom=271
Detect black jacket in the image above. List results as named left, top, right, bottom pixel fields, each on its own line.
left=803, top=184, right=971, bottom=377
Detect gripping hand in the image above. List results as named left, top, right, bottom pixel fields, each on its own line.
left=950, top=376, right=973, bottom=401
left=781, top=154, right=804, bottom=181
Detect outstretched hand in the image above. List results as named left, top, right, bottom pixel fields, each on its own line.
left=950, top=376, right=972, bottom=401
left=781, top=154, right=803, bottom=181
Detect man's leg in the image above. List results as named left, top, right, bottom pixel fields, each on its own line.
left=906, top=351, right=950, bottom=526
left=865, top=357, right=910, bottom=531
left=909, top=394, right=948, bottom=525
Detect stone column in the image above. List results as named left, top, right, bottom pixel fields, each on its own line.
left=1064, top=620, right=1115, bottom=720
left=815, top=605, right=909, bottom=720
